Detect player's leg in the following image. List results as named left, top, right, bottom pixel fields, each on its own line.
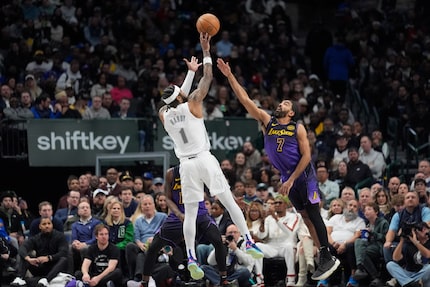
left=201, top=153, right=263, bottom=259
left=289, top=185, right=339, bottom=281
left=179, top=160, right=206, bottom=279
left=203, top=223, right=228, bottom=284
left=184, top=202, right=204, bottom=279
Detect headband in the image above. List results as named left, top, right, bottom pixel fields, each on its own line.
left=163, top=85, right=180, bottom=104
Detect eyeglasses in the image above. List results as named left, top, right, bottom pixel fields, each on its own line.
left=274, top=201, right=284, bottom=205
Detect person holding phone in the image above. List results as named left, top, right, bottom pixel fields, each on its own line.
left=201, top=224, right=255, bottom=287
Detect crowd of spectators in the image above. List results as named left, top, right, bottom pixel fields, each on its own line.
left=1, top=0, right=430, bottom=286
left=0, top=0, right=429, bottom=164
left=1, top=149, right=430, bottom=286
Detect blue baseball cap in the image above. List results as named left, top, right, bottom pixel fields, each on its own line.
left=143, top=172, right=153, bottom=180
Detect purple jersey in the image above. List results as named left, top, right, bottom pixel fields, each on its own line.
left=264, top=117, right=320, bottom=205
left=165, top=166, right=209, bottom=225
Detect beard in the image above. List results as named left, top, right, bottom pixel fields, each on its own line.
left=274, top=108, right=287, bottom=118
left=344, top=210, right=358, bottom=221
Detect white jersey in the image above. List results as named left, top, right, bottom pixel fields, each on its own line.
left=163, top=103, right=210, bottom=159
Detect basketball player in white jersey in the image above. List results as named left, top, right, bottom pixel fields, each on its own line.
left=158, top=32, right=263, bottom=280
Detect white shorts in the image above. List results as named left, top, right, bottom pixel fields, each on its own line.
left=179, top=151, right=230, bottom=203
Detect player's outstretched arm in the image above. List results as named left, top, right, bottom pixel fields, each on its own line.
left=181, top=56, right=201, bottom=97
left=217, top=58, right=270, bottom=126
left=189, top=32, right=212, bottom=103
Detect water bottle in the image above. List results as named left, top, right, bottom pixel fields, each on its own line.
left=20, top=220, right=26, bottom=233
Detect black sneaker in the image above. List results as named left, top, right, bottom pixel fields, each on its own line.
left=353, top=268, right=368, bottom=280
left=404, top=281, right=421, bottom=287
left=311, top=247, right=340, bottom=281
left=369, top=278, right=383, bottom=287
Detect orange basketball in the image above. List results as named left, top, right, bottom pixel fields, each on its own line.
left=196, top=13, right=220, bottom=36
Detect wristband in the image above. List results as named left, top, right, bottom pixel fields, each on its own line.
left=203, top=57, right=212, bottom=65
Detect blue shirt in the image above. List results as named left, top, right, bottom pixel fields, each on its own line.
left=71, top=216, right=101, bottom=245
left=134, top=212, right=167, bottom=243
left=389, top=205, right=430, bottom=232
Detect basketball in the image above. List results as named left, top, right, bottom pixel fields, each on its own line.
left=196, top=13, right=220, bottom=36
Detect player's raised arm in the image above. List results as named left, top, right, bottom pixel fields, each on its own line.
left=217, top=58, right=270, bottom=127
left=189, top=32, right=212, bottom=104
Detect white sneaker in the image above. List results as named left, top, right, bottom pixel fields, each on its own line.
left=127, top=280, right=141, bottom=287
left=37, top=278, right=49, bottom=287
left=386, top=278, right=397, bottom=287
left=11, top=277, right=27, bottom=286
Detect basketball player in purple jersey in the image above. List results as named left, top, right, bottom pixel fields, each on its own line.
left=138, top=165, right=229, bottom=287
left=217, top=58, right=340, bottom=281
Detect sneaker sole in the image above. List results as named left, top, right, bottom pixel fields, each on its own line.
left=188, top=263, right=204, bottom=280
left=311, top=258, right=340, bottom=280
left=246, top=248, right=264, bottom=259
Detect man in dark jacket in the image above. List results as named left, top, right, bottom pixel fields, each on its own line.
left=10, top=218, right=69, bottom=287
left=345, top=147, right=373, bottom=189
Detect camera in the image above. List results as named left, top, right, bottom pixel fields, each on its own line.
left=400, top=221, right=424, bottom=238
left=225, top=235, right=234, bottom=243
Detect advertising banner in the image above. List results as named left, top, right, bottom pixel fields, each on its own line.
left=26, top=118, right=260, bottom=166
left=27, top=119, right=140, bottom=166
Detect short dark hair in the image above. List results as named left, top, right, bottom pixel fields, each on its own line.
left=38, top=201, right=52, bottom=211
left=348, top=147, right=358, bottom=153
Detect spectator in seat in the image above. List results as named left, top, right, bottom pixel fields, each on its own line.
left=30, top=201, right=64, bottom=236
left=103, top=199, right=134, bottom=275
left=384, top=191, right=430, bottom=287
left=324, top=199, right=365, bottom=287
left=10, top=218, right=69, bottom=287
left=54, top=190, right=80, bottom=226
left=0, top=190, right=24, bottom=248
left=353, top=202, right=389, bottom=286
left=359, top=135, right=386, bottom=181
left=387, top=221, right=430, bottom=287
left=317, top=165, right=340, bottom=209
left=125, top=195, right=167, bottom=281
left=105, top=168, right=122, bottom=197
left=76, top=223, right=122, bottom=287
left=254, top=196, right=314, bottom=286
left=119, top=186, right=138, bottom=219
left=112, top=98, right=136, bottom=119
left=70, top=201, right=101, bottom=272
left=201, top=224, right=254, bottom=287
left=82, top=94, right=111, bottom=119
left=92, top=189, right=108, bottom=219
left=344, top=147, right=373, bottom=190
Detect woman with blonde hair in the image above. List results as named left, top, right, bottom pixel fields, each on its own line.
left=245, top=201, right=266, bottom=243
left=99, top=195, right=117, bottom=221
left=103, top=200, right=134, bottom=275
left=327, top=198, right=345, bottom=220
left=104, top=200, right=134, bottom=249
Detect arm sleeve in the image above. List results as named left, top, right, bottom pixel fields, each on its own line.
left=180, top=70, right=195, bottom=97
